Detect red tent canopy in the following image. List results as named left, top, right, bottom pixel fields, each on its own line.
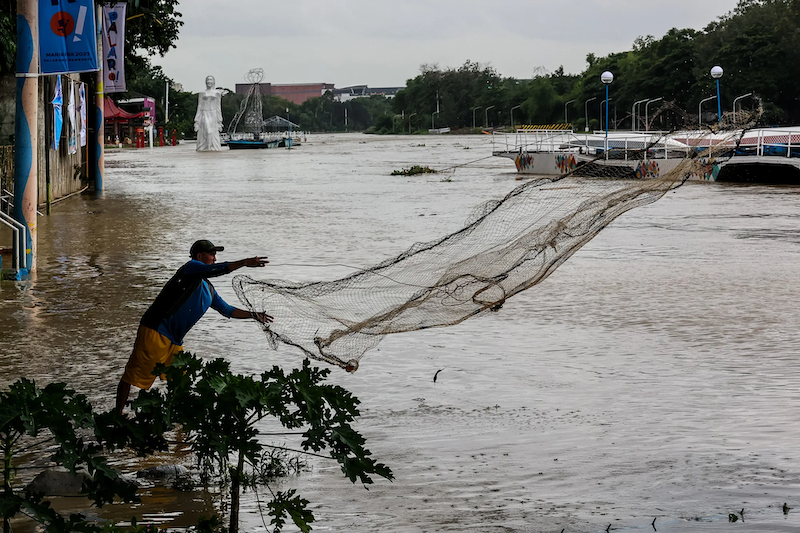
left=104, top=98, right=144, bottom=121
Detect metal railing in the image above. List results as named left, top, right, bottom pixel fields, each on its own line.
left=494, top=127, right=800, bottom=162
left=0, top=209, right=26, bottom=274
left=492, top=129, right=688, bottom=162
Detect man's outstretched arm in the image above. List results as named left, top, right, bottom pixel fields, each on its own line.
left=230, top=308, right=274, bottom=323
left=183, top=256, right=269, bottom=279
left=227, top=256, right=269, bottom=271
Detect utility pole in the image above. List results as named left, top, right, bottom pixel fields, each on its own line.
left=14, top=0, right=38, bottom=274
left=165, top=80, right=169, bottom=123
left=94, top=5, right=104, bottom=191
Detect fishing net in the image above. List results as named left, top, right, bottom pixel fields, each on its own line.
left=234, top=109, right=759, bottom=371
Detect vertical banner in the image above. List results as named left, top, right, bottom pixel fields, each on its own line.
left=39, top=0, right=99, bottom=74
left=52, top=76, right=64, bottom=150
left=68, top=81, right=78, bottom=155
left=102, top=3, right=127, bottom=93
left=79, top=83, right=87, bottom=147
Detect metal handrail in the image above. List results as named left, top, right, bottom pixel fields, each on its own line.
left=0, top=210, right=26, bottom=272
left=1, top=188, right=12, bottom=216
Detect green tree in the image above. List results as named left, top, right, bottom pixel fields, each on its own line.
left=0, top=0, right=13, bottom=74
left=0, top=380, right=139, bottom=533
left=393, top=61, right=506, bottom=131
left=521, top=76, right=559, bottom=124
left=136, top=353, right=393, bottom=533
left=696, top=0, right=800, bottom=123
left=296, top=91, right=393, bottom=132
left=120, top=0, right=182, bottom=59
left=1, top=354, right=391, bottom=533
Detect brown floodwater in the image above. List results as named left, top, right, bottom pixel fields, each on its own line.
left=2, top=134, right=800, bottom=532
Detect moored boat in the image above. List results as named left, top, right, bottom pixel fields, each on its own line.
left=492, top=126, right=800, bottom=183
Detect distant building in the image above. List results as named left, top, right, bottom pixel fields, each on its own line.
left=333, top=85, right=403, bottom=102
left=234, top=82, right=404, bottom=104
left=234, top=82, right=335, bottom=105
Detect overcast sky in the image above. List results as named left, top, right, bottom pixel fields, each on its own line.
left=151, top=0, right=742, bottom=93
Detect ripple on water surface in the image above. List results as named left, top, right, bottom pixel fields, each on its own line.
left=2, top=137, right=800, bottom=532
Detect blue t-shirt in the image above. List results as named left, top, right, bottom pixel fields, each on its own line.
left=140, top=259, right=236, bottom=345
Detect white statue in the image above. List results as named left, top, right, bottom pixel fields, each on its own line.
left=194, top=75, right=223, bottom=151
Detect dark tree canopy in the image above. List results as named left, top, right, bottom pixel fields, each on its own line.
left=392, top=0, right=800, bottom=129
left=6, top=1, right=800, bottom=129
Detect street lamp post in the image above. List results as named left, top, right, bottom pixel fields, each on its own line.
left=408, top=113, right=416, bottom=134
left=698, top=95, right=717, bottom=126
left=632, top=98, right=649, bottom=131
left=732, top=93, right=753, bottom=125
left=600, top=98, right=612, bottom=133
left=601, top=71, right=614, bottom=155
left=711, top=66, right=723, bottom=123
left=584, top=97, right=597, bottom=132
left=471, top=106, right=482, bottom=129
left=644, top=97, right=663, bottom=132
left=510, top=105, right=521, bottom=130
left=564, top=99, right=576, bottom=125
left=432, top=111, right=439, bottom=130
left=287, top=107, right=292, bottom=146
left=485, top=105, right=495, bottom=128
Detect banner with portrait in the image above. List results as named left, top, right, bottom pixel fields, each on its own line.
left=102, top=3, right=127, bottom=93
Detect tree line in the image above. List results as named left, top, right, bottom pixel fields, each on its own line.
left=4, top=1, right=798, bottom=135
left=390, top=0, right=800, bottom=132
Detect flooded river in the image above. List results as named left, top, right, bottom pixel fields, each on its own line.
left=2, top=134, right=800, bottom=532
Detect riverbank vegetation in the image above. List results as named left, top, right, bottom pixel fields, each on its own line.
left=0, top=353, right=391, bottom=533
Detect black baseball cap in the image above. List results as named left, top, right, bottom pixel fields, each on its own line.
left=190, top=239, right=225, bottom=258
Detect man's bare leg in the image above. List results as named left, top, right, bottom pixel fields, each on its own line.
left=116, top=380, right=132, bottom=415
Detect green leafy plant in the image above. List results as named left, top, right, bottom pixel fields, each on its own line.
left=1, top=354, right=390, bottom=533
left=0, top=379, right=139, bottom=533
left=131, top=352, right=392, bottom=533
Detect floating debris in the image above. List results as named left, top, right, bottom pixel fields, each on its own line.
left=391, top=165, right=437, bottom=176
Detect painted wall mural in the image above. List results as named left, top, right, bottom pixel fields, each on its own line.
left=555, top=154, right=577, bottom=174
left=690, top=157, right=720, bottom=181
left=515, top=153, right=534, bottom=172
left=634, top=160, right=660, bottom=179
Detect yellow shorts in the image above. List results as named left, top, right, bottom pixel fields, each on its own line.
left=121, top=325, right=183, bottom=390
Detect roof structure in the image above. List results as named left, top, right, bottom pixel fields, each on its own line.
left=104, top=98, right=144, bottom=120
left=264, top=115, right=300, bottom=129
